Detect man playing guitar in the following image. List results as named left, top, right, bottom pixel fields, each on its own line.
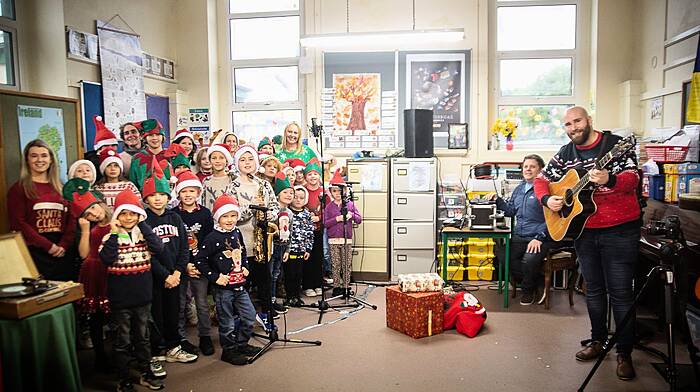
left=534, top=106, right=641, bottom=381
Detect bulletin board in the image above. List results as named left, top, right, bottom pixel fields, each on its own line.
left=80, top=80, right=105, bottom=151
left=0, top=91, right=82, bottom=233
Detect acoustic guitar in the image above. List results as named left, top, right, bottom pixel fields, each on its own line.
left=543, top=135, right=636, bottom=241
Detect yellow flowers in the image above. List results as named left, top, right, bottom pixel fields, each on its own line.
left=491, top=117, right=518, bottom=139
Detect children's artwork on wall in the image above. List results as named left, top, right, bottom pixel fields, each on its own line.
left=650, top=97, right=662, bottom=120
left=17, top=105, right=68, bottom=182
left=333, top=73, right=381, bottom=134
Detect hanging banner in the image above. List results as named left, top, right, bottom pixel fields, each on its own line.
left=97, top=20, right=147, bottom=132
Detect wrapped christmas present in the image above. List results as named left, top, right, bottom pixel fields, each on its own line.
left=397, top=273, right=444, bottom=293
left=386, top=285, right=444, bottom=339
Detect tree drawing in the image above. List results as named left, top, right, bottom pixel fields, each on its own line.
left=38, top=124, right=64, bottom=167
left=335, top=74, right=379, bottom=131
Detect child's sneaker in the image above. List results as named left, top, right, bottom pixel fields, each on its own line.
left=255, top=312, right=277, bottom=332
left=221, top=348, right=248, bottom=366
left=199, top=335, right=215, bottom=356
left=314, top=287, right=323, bottom=296
left=304, top=288, right=317, bottom=297
left=165, top=345, right=198, bottom=363
left=273, top=302, right=288, bottom=314
left=139, top=372, right=165, bottom=390
left=117, top=380, right=136, bottom=392
left=238, top=343, right=263, bottom=357
left=149, top=358, right=167, bottom=378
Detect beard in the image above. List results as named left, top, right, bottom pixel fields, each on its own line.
left=569, top=123, right=592, bottom=145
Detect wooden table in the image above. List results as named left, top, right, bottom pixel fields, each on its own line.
left=441, top=226, right=512, bottom=307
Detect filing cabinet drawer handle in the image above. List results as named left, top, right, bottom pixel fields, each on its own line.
left=397, top=169, right=407, bottom=176
left=397, top=197, right=407, bottom=205
left=352, top=196, right=359, bottom=201
left=352, top=250, right=359, bottom=256
left=397, top=227, right=407, bottom=234
left=350, top=168, right=359, bottom=174
left=397, top=254, right=407, bottom=262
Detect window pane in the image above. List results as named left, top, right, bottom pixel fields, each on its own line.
left=230, top=16, right=299, bottom=60
left=500, top=58, right=572, bottom=96
left=0, top=0, right=14, bottom=20
left=230, top=0, right=299, bottom=13
left=495, top=105, right=571, bottom=148
left=234, top=66, right=298, bottom=103
left=0, top=30, right=14, bottom=85
left=232, top=110, right=302, bottom=145
left=497, top=5, right=576, bottom=51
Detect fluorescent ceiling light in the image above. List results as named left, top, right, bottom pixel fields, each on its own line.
left=300, top=28, right=464, bottom=49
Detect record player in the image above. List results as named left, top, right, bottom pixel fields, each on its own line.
left=0, top=233, right=83, bottom=319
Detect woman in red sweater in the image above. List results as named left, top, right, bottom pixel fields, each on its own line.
left=7, top=139, right=75, bottom=280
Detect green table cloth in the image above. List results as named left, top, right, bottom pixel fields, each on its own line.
left=0, top=303, right=81, bottom=391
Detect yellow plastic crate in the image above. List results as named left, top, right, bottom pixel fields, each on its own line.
left=466, top=253, right=495, bottom=267
left=446, top=265, right=467, bottom=281
left=467, top=191, right=491, bottom=200
left=467, top=265, right=495, bottom=281
left=466, top=238, right=495, bottom=254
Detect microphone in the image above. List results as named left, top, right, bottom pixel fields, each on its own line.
left=248, top=204, right=269, bottom=212
left=345, top=181, right=361, bottom=185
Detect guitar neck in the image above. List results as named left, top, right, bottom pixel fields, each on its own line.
left=570, top=145, right=623, bottom=195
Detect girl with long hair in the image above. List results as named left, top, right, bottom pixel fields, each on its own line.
left=93, top=147, right=141, bottom=208
left=7, top=139, right=75, bottom=280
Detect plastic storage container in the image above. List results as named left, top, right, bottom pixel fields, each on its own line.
left=466, top=239, right=495, bottom=254
left=466, top=252, right=495, bottom=267
left=467, top=265, right=495, bottom=281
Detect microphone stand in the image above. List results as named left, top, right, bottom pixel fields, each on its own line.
left=298, top=120, right=364, bottom=324
left=247, top=205, right=321, bottom=364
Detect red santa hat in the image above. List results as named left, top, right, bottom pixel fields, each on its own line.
left=293, top=185, right=309, bottom=205
left=212, top=194, right=240, bottom=222
left=284, top=158, right=306, bottom=173
left=113, top=188, right=147, bottom=220
left=328, top=168, right=345, bottom=188
left=68, top=159, right=97, bottom=186
left=172, top=128, right=195, bottom=144
left=233, top=144, right=260, bottom=173
left=443, top=292, right=487, bottom=338
left=208, top=143, right=233, bottom=166
left=174, top=169, right=202, bottom=195
left=93, top=115, right=119, bottom=150
left=98, top=146, right=123, bottom=174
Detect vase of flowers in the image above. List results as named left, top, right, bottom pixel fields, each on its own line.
left=491, top=117, right=518, bottom=151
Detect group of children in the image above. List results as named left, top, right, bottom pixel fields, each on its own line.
left=7, top=117, right=362, bottom=391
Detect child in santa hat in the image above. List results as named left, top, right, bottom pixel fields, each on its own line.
left=193, top=194, right=262, bottom=366
left=68, top=159, right=97, bottom=186
left=172, top=170, right=215, bottom=356
left=201, top=143, right=236, bottom=211
left=99, top=188, right=164, bottom=391
left=142, top=156, right=198, bottom=374
left=84, top=115, right=120, bottom=182
left=172, top=128, right=197, bottom=165
left=324, top=169, right=362, bottom=297
left=93, top=146, right=141, bottom=208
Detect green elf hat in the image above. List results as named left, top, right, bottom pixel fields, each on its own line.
left=62, top=177, right=103, bottom=217
left=164, top=143, right=191, bottom=169
left=257, top=136, right=275, bottom=153
left=140, top=119, right=164, bottom=137
left=304, top=157, right=322, bottom=176
left=142, top=155, right=171, bottom=199
left=273, top=171, right=292, bottom=195
left=271, top=134, right=283, bottom=145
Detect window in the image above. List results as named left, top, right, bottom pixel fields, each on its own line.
left=0, top=0, right=14, bottom=20
left=228, top=2, right=303, bottom=145
left=493, top=1, right=581, bottom=149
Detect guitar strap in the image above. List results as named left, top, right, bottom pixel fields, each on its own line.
left=594, top=131, right=612, bottom=162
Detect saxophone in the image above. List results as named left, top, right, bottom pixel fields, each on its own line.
left=253, top=180, right=278, bottom=262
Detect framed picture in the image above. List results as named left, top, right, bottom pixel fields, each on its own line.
left=0, top=91, right=82, bottom=233
left=448, top=123, right=468, bottom=149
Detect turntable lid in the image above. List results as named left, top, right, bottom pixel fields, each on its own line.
left=0, top=233, right=40, bottom=285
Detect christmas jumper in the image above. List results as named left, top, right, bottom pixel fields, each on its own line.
left=194, top=227, right=249, bottom=289
left=145, top=208, right=189, bottom=282
left=93, top=181, right=142, bottom=209
left=129, top=148, right=167, bottom=190
left=174, top=203, right=214, bottom=260
left=289, top=207, right=314, bottom=254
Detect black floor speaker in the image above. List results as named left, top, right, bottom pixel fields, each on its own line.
left=404, top=109, right=433, bottom=158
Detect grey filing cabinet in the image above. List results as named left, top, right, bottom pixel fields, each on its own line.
left=390, top=157, right=437, bottom=280
left=347, top=159, right=390, bottom=281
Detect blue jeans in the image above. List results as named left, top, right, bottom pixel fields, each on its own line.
left=270, top=244, right=284, bottom=302
left=575, top=224, right=640, bottom=353
left=112, top=304, right=151, bottom=379
left=178, top=275, right=212, bottom=339
left=214, top=287, right=256, bottom=350
left=323, top=229, right=332, bottom=275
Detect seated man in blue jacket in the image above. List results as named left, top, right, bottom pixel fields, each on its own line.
left=491, top=154, right=553, bottom=305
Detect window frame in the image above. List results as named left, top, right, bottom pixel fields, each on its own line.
left=492, top=0, right=584, bottom=149
left=0, top=23, right=19, bottom=91
left=226, top=6, right=304, bottom=137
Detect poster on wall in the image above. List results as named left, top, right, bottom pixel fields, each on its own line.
left=405, top=53, right=465, bottom=134
left=188, top=108, right=211, bottom=147
left=17, top=105, right=68, bottom=182
left=333, top=73, right=381, bottom=136
left=67, top=28, right=98, bottom=63
left=97, top=20, right=147, bottom=132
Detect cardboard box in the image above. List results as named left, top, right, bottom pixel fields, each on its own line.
left=0, top=233, right=84, bottom=319
left=386, top=285, right=444, bottom=339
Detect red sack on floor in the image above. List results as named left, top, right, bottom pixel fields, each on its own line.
left=442, top=292, right=487, bottom=337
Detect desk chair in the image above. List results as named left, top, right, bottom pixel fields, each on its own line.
left=540, top=246, right=578, bottom=310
